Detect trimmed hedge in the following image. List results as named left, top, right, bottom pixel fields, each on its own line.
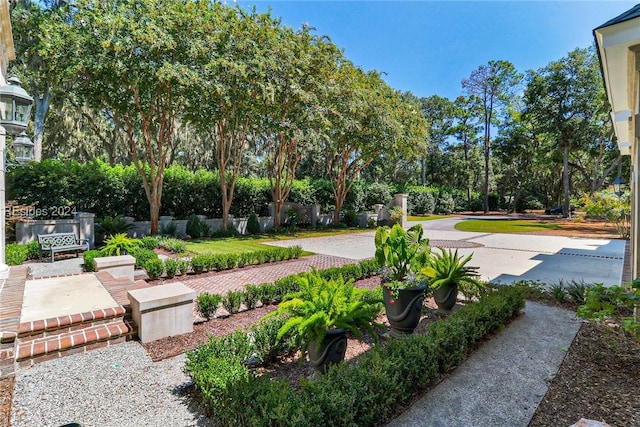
left=185, top=286, right=525, bottom=426
left=189, top=246, right=302, bottom=274
left=5, top=241, right=39, bottom=266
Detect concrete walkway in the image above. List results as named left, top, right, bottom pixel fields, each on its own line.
left=268, top=218, right=626, bottom=286
left=386, top=301, right=581, bottom=427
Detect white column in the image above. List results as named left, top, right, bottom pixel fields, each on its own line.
left=0, top=125, right=8, bottom=279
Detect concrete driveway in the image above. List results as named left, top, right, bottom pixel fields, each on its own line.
left=268, top=217, right=626, bottom=286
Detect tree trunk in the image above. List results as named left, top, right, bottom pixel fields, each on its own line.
left=420, top=158, right=426, bottom=186
left=483, top=136, right=490, bottom=213
left=220, top=168, right=229, bottom=231
left=149, top=194, right=160, bottom=235
left=33, top=90, right=51, bottom=162
left=562, top=144, right=571, bottom=218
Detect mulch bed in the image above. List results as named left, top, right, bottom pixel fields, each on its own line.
left=529, top=321, right=640, bottom=427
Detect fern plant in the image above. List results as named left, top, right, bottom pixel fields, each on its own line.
left=100, top=233, right=141, bottom=256
left=264, top=269, right=382, bottom=357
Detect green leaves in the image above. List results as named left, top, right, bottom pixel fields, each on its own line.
left=421, top=248, right=484, bottom=299
left=374, top=224, right=431, bottom=282
left=264, top=269, right=381, bottom=357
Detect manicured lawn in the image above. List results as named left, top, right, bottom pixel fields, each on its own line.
left=185, top=237, right=276, bottom=255
left=455, top=219, right=561, bottom=233
left=408, top=214, right=455, bottom=221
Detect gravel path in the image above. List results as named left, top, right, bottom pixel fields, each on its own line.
left=10, top=341, right=213, bottom=427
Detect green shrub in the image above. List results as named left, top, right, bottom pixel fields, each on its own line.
left=5, top=243, right=29, bottom=266
left=25, top=241, right=40, bottom=260
left=358, top=259, right=378, bottom=278
left=157, top=237, right=186, bottom=253
left=436, top=192, right=455, bottom=215
left=198, top=292, right=222, bottom=319
left=144, top=258, right=164, bottom=280
left=186, top=286, right=525, bottom=426
left=222, top=290, right=243, bottom=314
left=130, top=247, right=159, bottom=268
left=186, top=215, right=210, bottom=239
left=82, top=249, right=101, bottom=272
left=140, top=236, right=159, bottom=250
left=243, top=284, right=260, bottom=310
left=190, top=255, right=207, bottom=274
left=247, top=213, right=261, bottom=235
left=164, top=258, right=179, bottom=278
left=258, top=283, right=277, bottom=305
left=177, top=259, right=189, bottom=275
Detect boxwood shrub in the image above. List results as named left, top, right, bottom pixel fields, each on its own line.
left=185, top=286, right=525, bottom=427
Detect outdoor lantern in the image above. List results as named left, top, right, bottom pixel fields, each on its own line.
left=612, top=176, right=628, bottom=197
left=0, top=77, right=34, bottom=135
left=11, top=131, right=33, bottom=164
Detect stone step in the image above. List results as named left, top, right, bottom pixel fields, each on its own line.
left=15, top=319, right=135, bottom=367
left=17, top=306, right=127, bottom=340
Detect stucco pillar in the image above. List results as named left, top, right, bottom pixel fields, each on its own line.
left=394, top=194, right=408, bottom=228
left=75, top=212, right=95, bottom=249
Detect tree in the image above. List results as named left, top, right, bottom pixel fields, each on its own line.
left=524, top=47, right=605, bottom=217
left=186, top=5, right=277, bottom=231
left=257, top=25, right=339, bottom=228
left=462, top=60, right=522, bottom=213
left=450, top=95, right=482, bottom=207
left=418, top=95, right=454, bottom=186
left=322, top=64, right=427, bottom=223
left=41, top=0, right=210, bottom=233
left=9, top=1, right=66, bottom=162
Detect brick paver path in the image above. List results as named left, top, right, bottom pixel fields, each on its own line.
left=179, top=254, right=359, bottom=296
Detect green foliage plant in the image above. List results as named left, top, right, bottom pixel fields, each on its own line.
left=577, top=281, right=639, bottom=339
left=421, top=248, right=484, bottom=299
left=144, top=258, right=164, bottom=280
left=177, top=259, right=189, bottom=276
left=387, top=206, right=404, bottom=225
left=130, top=247, right=159, bottom=268
left=580, top=190, right=631, bottom=238
left=186, top=215, right=210, bottom=239
left=157, top=237, right=186, bottom=253
left=96, top=215, right=135, bottom=239
left=374, top=224, right=431, bottom=295
left=198, top=292, right=223, bottom=319
left=185, top=286, right=525, bottom=425
left=140, top=236, right=159, bottom=250
left=222, top=290, right=243, bottom=314
left=25, top=241, right=40, bottom=260
left=247, top=213, right=261, bottom=235
left=164, top=258, right=179, bottom=279
left=264, top=270, right=382, bottom=359
left=100, top=233, right=141, bottom=256
left=5, top=243, right=29, bottom=266
left=82, top=249, right=101, bottom=272
left=159, top=222, right=179, bottom=237
left=243, top=284, right=260, bottom=310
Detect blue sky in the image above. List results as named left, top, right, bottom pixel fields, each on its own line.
left=235, top=1, right=637, bottom=100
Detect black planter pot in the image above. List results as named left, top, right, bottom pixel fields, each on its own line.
left=433, top=283, right=458, bottom=314
left=383, top=284, right=426, bottom=337
left=308, top=328, right=347, bottom=372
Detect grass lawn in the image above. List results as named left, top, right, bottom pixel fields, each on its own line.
left=408, top=214, right=455, bottom=221
left=184, top=237, right=276, bottom=255
left=455, top=219, right=561, bottom=233
left=184, top=228, right=370, bottom=255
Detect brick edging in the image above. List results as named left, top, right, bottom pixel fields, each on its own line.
left=18, top=306, right=126, bottom=338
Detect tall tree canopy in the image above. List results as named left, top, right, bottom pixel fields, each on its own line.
left=524, top=47, right=608, bottom=217
left=462, top=60, right=522, bottom=213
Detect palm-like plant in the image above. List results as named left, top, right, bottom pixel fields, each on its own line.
left=421, top=248, right=485, bottom=299
left=264, top=270, right=382, bottom=356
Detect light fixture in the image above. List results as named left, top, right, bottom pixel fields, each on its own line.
left=612, top=176, right=628, bottom=197
left=0, top=77, right=33, bottom=135
left=11, top=131, right=33, bottom=165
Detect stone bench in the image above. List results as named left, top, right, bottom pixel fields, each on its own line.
left=94, top=255, right=136, bottom=281
left=127, top=282, right=195, bottom=343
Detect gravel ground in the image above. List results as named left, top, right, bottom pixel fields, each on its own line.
left=10, top=341, right=214, bottom=427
